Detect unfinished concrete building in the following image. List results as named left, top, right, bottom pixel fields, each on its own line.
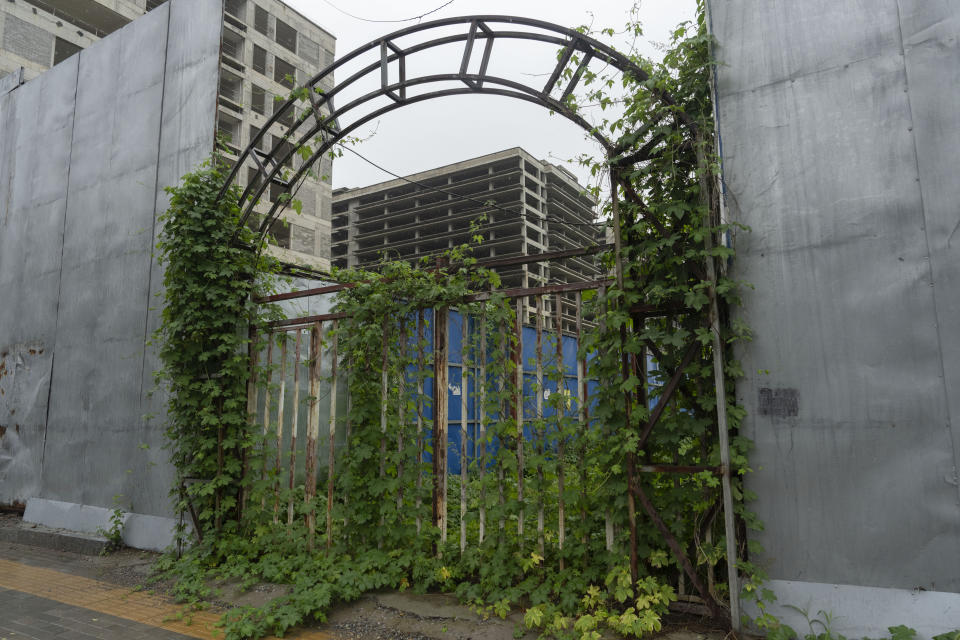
left=0, top=0, right=336, bottom=268
left=332, top=148, right=604, bottom=292
left=0, top=1, right=147, bottom=83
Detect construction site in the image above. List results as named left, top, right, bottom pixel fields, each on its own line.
left=1, top=1, right=959, bottom=639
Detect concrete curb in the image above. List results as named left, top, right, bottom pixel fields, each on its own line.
left=0, top=522, right=108, bottom=555
left=23, top=498, right=183, bottom=552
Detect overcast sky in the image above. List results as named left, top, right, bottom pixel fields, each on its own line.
left=282, top=0, right=697, bottom=191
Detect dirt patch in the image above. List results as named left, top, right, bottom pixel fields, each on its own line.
left=324, top=593, right=534, bottom=640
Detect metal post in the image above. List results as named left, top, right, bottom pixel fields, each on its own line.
left=261, top=336, right=275, bottom=511
left=478, top=307, right=487, bottom=545
left=397, top=317, right=407, bottom=515
left=273, top=335, right=287, bottom=523
left=575, top=291, right=588, bottom=547
left=611, top=168, right=639, bottom=583
left=243, top=325, right=260, bottom=521
left=416, top=310, right=425, bottom=535
left=597, top=283, right=614, bottom=551
left=535, top=295, right=545, bottom=556
left=498, top=320, right=507, bottom=536
left=555, top=293, right=566, bottom=570
left=343, top=381, right=352, bottom=531
left=610, top=158, right=625, bottom=292
left=514, top=298, right=525, bottom=541
left=305, top=323, right=322, bottom=552
left=433, top=307, right=449, bottom=547
left=378, top=318, right=389, bottom=542
left=460, top=312, right=469, bottom=553
left=327, top=321, right=338, bottom=551
left=287, top=329, right=301, bottom=526
left=697, top=140, right=741, bottom=630
left=380, top=318, right=389, bottom=487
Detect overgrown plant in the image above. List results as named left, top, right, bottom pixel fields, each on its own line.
left=151, top=5, right=761, bottom=640
left=153, top=155, right=282, bottom=538
left=97, top=495, right=127, bottom=553
left=329, top=239, right=515, bottom=555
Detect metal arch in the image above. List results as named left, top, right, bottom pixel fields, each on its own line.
left=217, top=14, right=693, bottom=246
left=238, top=81, right=607, bottom=240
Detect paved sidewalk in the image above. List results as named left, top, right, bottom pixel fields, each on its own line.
left=0, top=585, right=191, bottom=639
left=0, top=516, right=727, bottom=640
left=0, top=556, right=333, bottom=640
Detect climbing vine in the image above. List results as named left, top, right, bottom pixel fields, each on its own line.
left=153, top=156, right=282, bottom=537
left=149, top=5, right=765, bottom=640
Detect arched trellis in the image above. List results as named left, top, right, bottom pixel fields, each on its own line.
left=224, top=15, right=740, bottom=631
left=216, top=15, right=692, bottom=245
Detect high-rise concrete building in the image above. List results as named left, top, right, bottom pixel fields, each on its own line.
left=0, top=0, right=335, bottom=269
left=331, top=148, right=604, bottom=290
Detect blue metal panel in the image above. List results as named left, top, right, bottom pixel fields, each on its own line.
left=521, top=373, right=536, bottom=421
left=408, top=314, right=608, bottom=474
left=448, top=423, right=463, bottom=472
left=464, top=367, right=478, bottom=422
left=562, top=334, right=578, bottom=376
left=448, top=310, right=464, bottom=364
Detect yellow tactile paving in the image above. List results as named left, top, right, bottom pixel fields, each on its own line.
left=0, top=558, right=334, bottom=639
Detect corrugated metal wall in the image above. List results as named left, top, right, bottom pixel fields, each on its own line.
left=0, top=0, right=221, bottom=518
left=711, top=0, right=960, bottom=596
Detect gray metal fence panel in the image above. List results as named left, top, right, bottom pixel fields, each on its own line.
left=0, top=57, right=78, bottom=508
left=712, top=0, right=960, bottom=592
left=40, top=6, right=176, bottom=513
left=0, top=0, right=221, bottom=518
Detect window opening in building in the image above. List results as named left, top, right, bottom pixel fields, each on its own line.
left=274, top=100, right=295, bottom=127
left=53, top=37, right=81, bottom=66
left=146, top=0, right=168, bottom=11
left=224, top=0, right=245, bottom=20
left=274, top=139, right=295, bottom=169
left=217, top=112, right=241, bottom=155
left=252, top=44, right=267, bottom=75
left=218, top=70, right=243, bottom=108
left=221, top=27, right=244, bottom=61
left=270, top=183, right=289, bottom=204
left=22, top=0, right=120, bottom=37
left=274, top=18, right=297, bottom=54
left=251, top=84, right=267, bottom=115
left=254, top=5, right=269, bottom=36
left=274, top=56, right=296, bottom=89
left=247, top=167, right=262, bottom=192
left=269, top=220, right=291, bottom=249
left=249, top=125, right=270, bottom=151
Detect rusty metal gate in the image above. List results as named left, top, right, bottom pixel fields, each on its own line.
left=218, top=15, right=740, bottom=628
left=243, top=243, right=733, bottom=623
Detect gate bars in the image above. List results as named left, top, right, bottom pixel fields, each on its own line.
left=245, top=257, right=737, bottom=625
